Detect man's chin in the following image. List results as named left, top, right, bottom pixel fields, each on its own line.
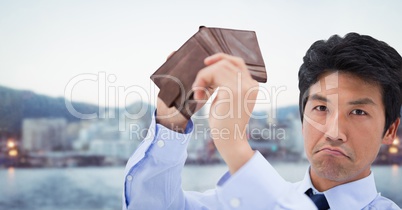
left=312, top=159, right=350, bottom=181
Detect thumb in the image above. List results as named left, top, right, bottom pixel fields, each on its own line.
left=192, top=80, right=208, bottom=101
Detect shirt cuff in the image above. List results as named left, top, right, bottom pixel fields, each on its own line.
left=149, top=116, right=194, bottom=162
left=216, top=151, right=292, bottom=209
left=124, top=109, right=194, bottom=173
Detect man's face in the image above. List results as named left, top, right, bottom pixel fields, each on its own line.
left=302, top=72, right=398, bottom=187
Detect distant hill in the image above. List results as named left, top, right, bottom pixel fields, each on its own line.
left=0, top=85, right=157, bottom=136
left=0, top=85, right=99, bottom=135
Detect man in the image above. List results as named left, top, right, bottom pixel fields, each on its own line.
left=122, top=33, right=402, bottom=209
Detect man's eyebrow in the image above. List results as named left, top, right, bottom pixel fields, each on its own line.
left=348, top=98, right=376, bottom=106
left=309, top=94, right=329, bottom=103
left=309, top=95, right=377, bottom=106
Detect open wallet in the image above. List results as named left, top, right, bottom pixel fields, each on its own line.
left=150, top=26, right=267, bottom=119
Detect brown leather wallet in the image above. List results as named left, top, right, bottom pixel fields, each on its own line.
left=150, top=26, right=267, bottom=119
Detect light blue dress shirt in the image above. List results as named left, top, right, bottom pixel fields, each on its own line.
left=122, top=113, right=401, bottom=210
left=294, top=168, right=400, bottom=210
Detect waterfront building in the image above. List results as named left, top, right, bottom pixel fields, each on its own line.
left=22, top=118, right=67, bottom=152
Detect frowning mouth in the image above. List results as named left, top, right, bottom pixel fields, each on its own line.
left=317, top=147, right=351, bottom=159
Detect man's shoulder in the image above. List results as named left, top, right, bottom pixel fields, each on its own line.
left=368, top=193, right=401, bottom=210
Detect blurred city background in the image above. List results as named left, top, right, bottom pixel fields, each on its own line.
left=0, top=85, right=401, bottom=209
left=1, top=84, right=401, bottom=167
left=1, top=1, right=402, bottom=209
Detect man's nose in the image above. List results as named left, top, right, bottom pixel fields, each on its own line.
left=325, top=111, right=347, bottom=142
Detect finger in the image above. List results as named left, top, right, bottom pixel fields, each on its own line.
left=206, top=57, right=253, bottom=82
left=192, top=86, right=207, bottom=101
left=192, top=59, right=239, bottom=92
left=193, top=72, right=218, bottom=101
left=204, top=53, right=247, bottom=70
left=192, top=85, right=215, bottom=101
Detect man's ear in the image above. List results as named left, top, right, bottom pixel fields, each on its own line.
left=382, top=118, right=400, bottom=145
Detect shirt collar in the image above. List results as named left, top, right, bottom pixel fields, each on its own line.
left=298, top=167, right=378, bottom=210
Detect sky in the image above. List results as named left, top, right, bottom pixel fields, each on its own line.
left=1, top=0, right=402, bottom=112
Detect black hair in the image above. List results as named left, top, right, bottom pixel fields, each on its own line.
left=298, top=32, right=402, bottom=133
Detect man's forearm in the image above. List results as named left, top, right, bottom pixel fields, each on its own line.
left=214, top=137, right=255, bottom=175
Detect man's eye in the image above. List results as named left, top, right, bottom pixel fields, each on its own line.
left=313, top=105, right=327, bottom=112
left=351, top=109, right=367, bottom=115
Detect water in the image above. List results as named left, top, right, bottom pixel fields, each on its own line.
left=0, top=164, right=401, bottom=210
left=1, top=167, right=124, bottom=210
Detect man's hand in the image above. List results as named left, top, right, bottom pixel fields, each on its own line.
left=193, top=53, right=259, bottom=174
left=155, top=52, right=258, bottom=173
left=155, top=51, right=213, bottom=133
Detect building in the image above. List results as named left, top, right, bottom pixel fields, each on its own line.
left=88, top=139, right=136, bottom=160
left=22, top=118, right=67, bottom=152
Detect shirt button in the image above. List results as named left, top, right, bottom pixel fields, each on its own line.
left=157, top=140, right=165, bottom=148
left=126, top=175, right=133, bottom=181
left=230, top=198, right=241, bottom=208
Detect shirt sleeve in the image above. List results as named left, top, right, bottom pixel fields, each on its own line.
left=123, top=110, right=195, bottom=210
left=215, top=151, right=317, bottom=209
left=122, top=110, right=317, bottom=210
